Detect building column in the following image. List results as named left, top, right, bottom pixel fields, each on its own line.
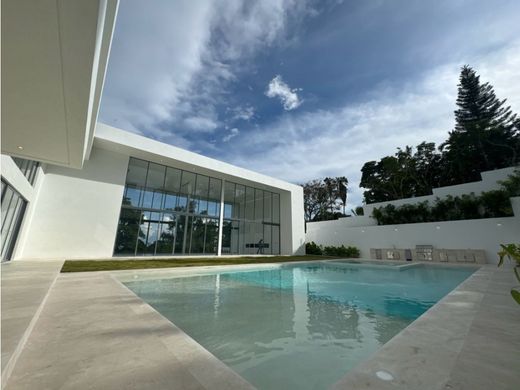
left=217, top=179, right=225, bottom=256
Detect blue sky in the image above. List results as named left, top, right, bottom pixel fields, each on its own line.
left=99, top=0, right=520, bottom=208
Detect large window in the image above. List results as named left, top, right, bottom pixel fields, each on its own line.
left=221, top=182, right=280, bottom=255
left=12, top=158, right=39, bottom=185
left=1, top=180, right=27, bottom=261
left=114, top=158, right=281, bottom=256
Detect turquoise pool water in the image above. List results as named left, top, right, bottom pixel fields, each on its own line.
left=123, top=262, right=477, bottom=390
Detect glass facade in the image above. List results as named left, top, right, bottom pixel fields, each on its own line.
left=12, top=158, right=39, bottom=185
left=221, top=182, right=280, bottom=255
left=114, top=157, right=281, bottom=256
left=1, top=180, right=27, bottom=261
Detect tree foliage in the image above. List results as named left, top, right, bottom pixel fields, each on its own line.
left=360, top=142, right=444, bottom=203
left=441, top=65, right=520, bottom=184
left=371, top=169, right=519, bottom=225
left=360, top=65, right=520, bottom=204
left=302, top=176, right=348, bottom=222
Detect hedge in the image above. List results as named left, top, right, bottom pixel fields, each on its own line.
left=305, top=242, right=360, bottom=257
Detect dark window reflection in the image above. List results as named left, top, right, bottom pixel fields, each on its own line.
left=113, top=157, right=281, bottom=256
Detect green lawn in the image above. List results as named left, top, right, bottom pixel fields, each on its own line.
left=60, top=255, right=340, bottom=273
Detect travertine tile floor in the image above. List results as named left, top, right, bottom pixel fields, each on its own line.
left=1, top=260, right=64, bottom=382
left=2, top=261, right=519, bottom=390
left=332, top=264, right=520, bottom=390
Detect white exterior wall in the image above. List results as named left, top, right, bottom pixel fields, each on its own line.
left=307, top=167, right=520, bottom=264
left=93, top=123, right=305, bottom=257
left=11, top=124, right=306, bottom=260
left=306, top=212, right=519, bottom=264
left=18, top=148, right=128, bottom=260
left=281, top=186, right=306, bottom=255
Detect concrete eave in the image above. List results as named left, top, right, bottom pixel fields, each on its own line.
left=93, top=122, right=303, bottom=194
left=1, top=0, right=119, bottom=169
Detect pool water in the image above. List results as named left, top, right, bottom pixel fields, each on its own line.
left=123, top=262, right=477, bottom=390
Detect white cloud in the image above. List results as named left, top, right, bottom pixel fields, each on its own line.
left=183, top=116, right=218, bottom=132
left=223, top=128, right=240, bottom=142
left=100, top=0, right=311, bottom=138
left=229, top=105, right=255, bottom=122
left=226, top=41, right=520, bottom=207
left=99, top=0, right=214, bottom=134
left=99, top=2, right=520, bottom=207
left=265, top=75, right=303, bottom=110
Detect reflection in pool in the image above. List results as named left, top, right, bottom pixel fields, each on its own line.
left=124, top=262, right=477, bottom=390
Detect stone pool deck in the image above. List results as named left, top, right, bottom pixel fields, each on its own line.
left=1, top=260, right=519, bottom=389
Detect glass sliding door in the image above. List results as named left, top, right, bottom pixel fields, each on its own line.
left=204, top=219, right=219, bottom=254
left=174, top=215, right=186, bottom=254
left=114, top=208, right=141, bottom=255
left=1, top=180, right=27, bottom=261
left=189, top=216, right=205, bottom=254
left=156, top=213, right=175, bottom=255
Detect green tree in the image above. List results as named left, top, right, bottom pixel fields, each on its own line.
left=441, top=65, right=520, bottom=185
left=360, top=142, right=443, bottom=203
left=302, top=176, right=348, bottom=222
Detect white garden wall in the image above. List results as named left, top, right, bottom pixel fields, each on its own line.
left=362, top=166, right=517, bottom=215
left=306, top=212, right=519, bottom=264
left=307, top=167, right=520, bottom=264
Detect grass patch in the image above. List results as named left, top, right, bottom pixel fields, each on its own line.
left=60, top=255, right=341, bottom=273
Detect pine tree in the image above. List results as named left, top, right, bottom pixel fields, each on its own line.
left=441, top=65, right=520, bottom=185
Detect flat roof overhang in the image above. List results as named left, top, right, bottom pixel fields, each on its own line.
left=94, top=123, right=303, bottom=194
left=1, top=0, right=119, bottom=168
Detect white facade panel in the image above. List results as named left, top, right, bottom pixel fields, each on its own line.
left=282, top=187, right=305, bottom=255
left=19, top=148, right=128, bottom=260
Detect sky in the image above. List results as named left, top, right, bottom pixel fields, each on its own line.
left=99, top=0, right=520, bottom=208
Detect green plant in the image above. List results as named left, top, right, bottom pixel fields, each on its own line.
left=371, top=189, right=513, bottom=225
left=305, top=241, right=323, bottom=255
left=498, top=244, right=520, bottom=304
left=344, top=245, right=360, bottom=258
left=498, top=169, right=520, bottom=197
left=321, top=244, right=360, bottom=258
left=355, top=206, right=364, bottom=216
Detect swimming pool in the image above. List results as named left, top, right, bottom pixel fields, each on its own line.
left=123, top=262, right=477, bottom=390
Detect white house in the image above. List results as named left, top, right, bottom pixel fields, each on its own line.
left=1, top=0, right=305, bottom=261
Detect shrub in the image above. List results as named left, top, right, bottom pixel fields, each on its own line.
left=372, top=189, right=514, bottom=225
left=355, top=206, right=364, bottom=216
left=498, top=169, right=520, bottom=197
left=480, top=190, right=514, bottom=217
left=306, top=242, right=360, bottom=257
left=305, top=241, right=322, bottom=255
left=344, top=245, right=360, bottom=258
left=322, top=244, right=360, bottom=258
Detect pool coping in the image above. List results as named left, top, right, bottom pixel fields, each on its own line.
left=5, top=259, right=517, bottom=389
left=332, top=262, right=519, bottom=389
left=107, top=259, right=499, bottom=389
left=107, top=273, right=257, bottom=390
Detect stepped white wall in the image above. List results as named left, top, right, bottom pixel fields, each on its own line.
left=307, top=167, right=520, bottom=264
